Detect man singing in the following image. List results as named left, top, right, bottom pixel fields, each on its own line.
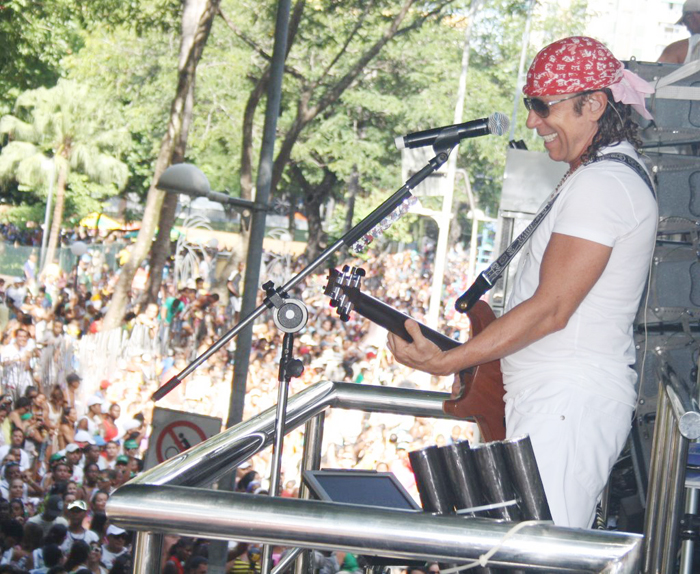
left=388, top=37, right=658, bottom=528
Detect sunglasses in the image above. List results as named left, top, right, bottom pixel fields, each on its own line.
left=523, top=91, right=593, bottom=118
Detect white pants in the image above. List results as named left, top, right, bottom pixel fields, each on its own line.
left=505, top=381, right=634, bottom=528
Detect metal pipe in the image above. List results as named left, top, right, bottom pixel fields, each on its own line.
left=679, top=487, right=698, bottom=574
left=663, top=364, right=700, bottom=440
left=273, top=547, right=303, bottom=574
left=130, top=382, right=451, bottom=488
left=295, top=411, right=324, bottom=574
left=651, top=398, right=675, bottom=574
left=642, top=384, right=670, bottom=573
left=109, top=484, right=642, bottom=573
left=132, top=531, right=163, bottom=573
left=662, top=428, right=689, bottom=574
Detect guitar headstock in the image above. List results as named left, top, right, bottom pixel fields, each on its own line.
left=324, top=265, right=366, bottom=322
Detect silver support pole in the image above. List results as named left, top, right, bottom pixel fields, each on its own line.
left=274, top=548, right=304, bottom=574
left=109, top=484, right=643, bottom=574
left=132, top=531, right=163, bottom=573
left=295, top=413, right=325, bottom=574
left=261, top=374, right=292, bottom=574
left=680, top=487, right=698, bottom=574
left=662, top=428, right=689, bottom=574
left=643, top=385, right=670, bottom=573
left=129, top=382, right=452, bottom=489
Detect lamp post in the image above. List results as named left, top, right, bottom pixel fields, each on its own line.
left=39, top=159, right=56, bottom=270
left=70, top=241, right=88, bottom=293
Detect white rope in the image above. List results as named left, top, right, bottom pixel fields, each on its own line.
left=440, top=520, right=550, bottom=572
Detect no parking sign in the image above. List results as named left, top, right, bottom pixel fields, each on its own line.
left=144, top=407, right=222, bottom=470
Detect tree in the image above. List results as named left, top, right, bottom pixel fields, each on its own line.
left=220, top=0, right=468, bottom=257
left=0, top=79, right=130, bottom=269
left=102, top=0, right=221, bottom=330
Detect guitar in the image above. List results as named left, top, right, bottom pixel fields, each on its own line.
left=324, top=266, right=505, bottom=441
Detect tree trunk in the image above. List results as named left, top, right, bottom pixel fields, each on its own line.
left=102, top=0, right=220, bottom=330
left=42, top=161, right=68, bottom=272
left=144, top=79, right=196, bottom=306
left=291, top=164, right=336, bottom=260
left=344, top=164, right=359, bottom=235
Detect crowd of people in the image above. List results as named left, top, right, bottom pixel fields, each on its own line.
left=0, top=224, right=479, bottom=573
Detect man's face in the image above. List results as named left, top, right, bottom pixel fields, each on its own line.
left=107, top=534, right=126, bottom=552
left=54, top=463, right=71, bottom=482
left=9, top=479, right=23, bottom=499
left=525, top=92, right=600, bottom=167
left=68, top=508, right=85, bottom=527
left=86, top=446, right=100, bottom=462
left=106, top=442, right=119, bottom=458
left=192, top=564, right=208, bottom=574
left=11, top=430, right=24, bottom=447
left=15, top=330, right=28, bottom=348
left=686, top=12, right=700, bottom=34
left=67, top=450, right=81, bottom=465
left=86, top=465, right=99, bottom=483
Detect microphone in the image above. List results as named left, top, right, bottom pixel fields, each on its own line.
left=395, top=112, right=509, bottom=150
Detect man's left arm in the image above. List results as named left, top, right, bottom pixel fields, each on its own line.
left=388, top=232, right=612, bottom=375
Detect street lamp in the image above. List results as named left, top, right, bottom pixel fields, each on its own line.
left=70, top=241, right=88, bottom=292
left=39, top=159, right=56, bottom=270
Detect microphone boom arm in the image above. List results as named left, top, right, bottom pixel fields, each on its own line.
left=152, top=147, right=455, bottom=401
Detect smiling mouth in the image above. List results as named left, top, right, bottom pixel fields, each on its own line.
left=542, top=133, right=558, bottom=143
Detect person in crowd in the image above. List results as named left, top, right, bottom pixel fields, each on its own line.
left=77, top=398, right=103, bottom=440
left=101, top=406, right=120, bottom=443
left=100, top=526, right=129, bottom=571
left=63, top=500, right=99, bottom=553
left=659, top=0, right=700, bottom=63
left=387, top=36, right=657, bottom=529
left=63, top=539, right=91, bottom=573
left=78, top=465, right=100, bottom=504
left=184, top=556, right=207, bottom=574
left=29, top=542, right=64, bottom=574
left=1, top=327, right=36, bottom=401
left=27, top=496, right=68, bottom=536
left=163, top=537, right=193, bottom=574
left=65, top=445, right=84, bottom=485
left=101, top=442, right=119, bottom=470
left=64, top=374, right=82, bottom=414
left=0, top=429, right=31, bottom=471
left=58, top=408, right=78, bottom=452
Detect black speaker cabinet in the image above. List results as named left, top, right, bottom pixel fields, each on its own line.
left=625, top=60, right=700, bottom=140
left=641, top=152, right=700, bottom=233
left=635, top=243, right=700, bottom=324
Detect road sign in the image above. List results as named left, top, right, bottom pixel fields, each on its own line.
left=144, top=407, right=222, bottom=470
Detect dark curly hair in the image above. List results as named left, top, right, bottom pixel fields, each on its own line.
left=573, top=88, right=643, bottom=163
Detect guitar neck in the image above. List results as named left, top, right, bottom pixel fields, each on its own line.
left=350, top=291, right=461, bottom=352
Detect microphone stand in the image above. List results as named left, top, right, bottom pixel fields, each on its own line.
left=151, top=138, right=458, bottom=574
left=152, top=141, right=457, bottom=403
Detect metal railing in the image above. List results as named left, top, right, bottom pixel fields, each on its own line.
left=107, top=381, right=643, bottom=573
left=643, top=362, right=700, bottom=574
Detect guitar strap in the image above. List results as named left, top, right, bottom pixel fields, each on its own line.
left=478, top=152, right=655, bottom=289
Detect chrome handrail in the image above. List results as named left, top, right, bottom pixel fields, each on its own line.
left=108, top=381, right=643, bottom=573
left=110, top=482, right=642, bottom=573
left=643, top=361, right=700, bottom=574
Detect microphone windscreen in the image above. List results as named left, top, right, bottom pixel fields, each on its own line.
left=488, top=112, right=510, bottom=136
left=394, top=136, right=406, bottom=150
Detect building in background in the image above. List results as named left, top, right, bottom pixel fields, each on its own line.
left=586, top=0, right=685, bottom=61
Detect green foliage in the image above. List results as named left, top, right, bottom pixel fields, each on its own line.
left=1, top=203, right=47, bottom=228
left=0, top=0, right=84, bottom=115
left=0, top=79, right=131, bottom=223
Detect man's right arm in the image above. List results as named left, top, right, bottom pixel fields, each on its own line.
left=658, top=39, right=688, bottom=63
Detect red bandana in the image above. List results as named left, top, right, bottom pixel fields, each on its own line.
left=523, top=36, right=624, bottom=96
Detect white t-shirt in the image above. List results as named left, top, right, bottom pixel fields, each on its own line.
left=501, top=142, right=658, bottom=405
left=60, top=528, right=100, bottom=554
left=0, top=445, right=31, bottom=471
